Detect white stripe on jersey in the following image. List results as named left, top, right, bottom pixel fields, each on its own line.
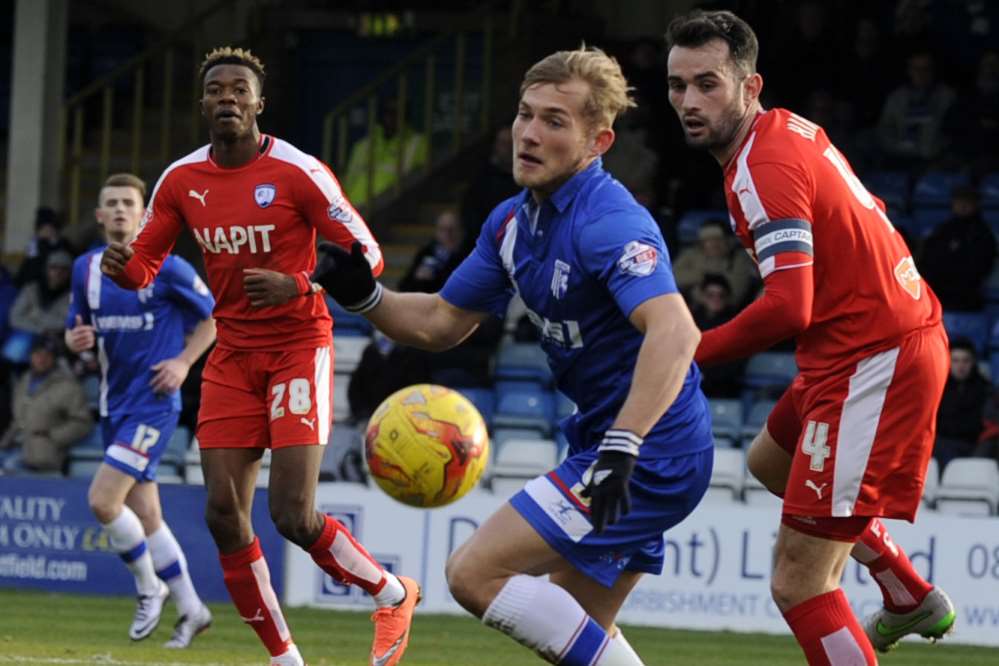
left=268, top=139, right=383, bottom=271
left=314, top=346, right=331, bottom=445
left=498, top=214, right=519, bottom=289
left=731, top=132, right=770, bottom=232
left=138, top=145, right=211, bottom=235
left=97, top=337, right=109, bottom=418
left=87, top=253, right=103, bottom=310
left=832, top=346, right=899, bottom=517
left=786, top=113, right=819, bottom=141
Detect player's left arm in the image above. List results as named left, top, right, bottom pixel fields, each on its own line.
left=696, top=161, right=815, bottom=367
left=611, top=293, right=700, bottom=435
left=298, top=159, right=383, bottom=288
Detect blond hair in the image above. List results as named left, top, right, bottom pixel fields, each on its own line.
left=199, top=46, right=266, bottom=91
left=520, top=46, right=637, bottom=130
left=101, top=173, right=146, bottom=202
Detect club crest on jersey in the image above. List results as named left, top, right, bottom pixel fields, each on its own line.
left=551, top=259, right=570, bottom=300
left=617, top=241, right=658, bottom=277
left=254, top=184, right=276, bottom=208
left=894, top=256, right=922, bottom=300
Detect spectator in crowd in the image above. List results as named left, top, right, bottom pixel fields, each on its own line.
left=343, top=97, right=428, bottom=207
left=673, top=219, right=757, bottom=306
left=942, top=50, right=999, bottom=177
left=0, top=336, right=93, bottom=473
left=347, top=332, right=432, bottom=423
left=918, top=186, right=996, bottom=312
left=933, top=337, right=990, bottom=471
left=838, top=17, right=896, bottom=130
left=878, top=51, right=955, bottom=169
left=13, top=207, right=69, bottom=288
left=603, top=101, right=660, bottom=211
left=690, top=274, right=744, bottom=398
left=460, top=126, right=517, bottom=248
left=9, top=249, right=74, bottom=335
left=399, top=209, right=465, bottom=294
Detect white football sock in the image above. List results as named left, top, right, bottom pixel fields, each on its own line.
left=373, top=571, right=406, bottom=608
left=608, top=628, right=645, bottom=665
left=104, top=506, right=159, bottom=595
left=482, top=574, right=643, bottom=665
left=147, top=522, right=202, bottom=616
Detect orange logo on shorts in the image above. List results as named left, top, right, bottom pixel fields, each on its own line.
left=894, top=256, right=922, bottom=300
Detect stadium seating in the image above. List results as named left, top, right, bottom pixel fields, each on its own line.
left=675, top=209, right=729, bottom=245
left=923, top=456, right=940, bottom=508
left=328, top=296, right=374, bottom=336
left=741, top=399, right=777, bottom=446
left=332, top=335, right=370, bottom=374
left=863, top=170, right=909, bottom=210
left=333, top=373, right=352, bottom=420
left=910, top=207, right=952, bottom=237
left=492, top=427, right=548, bottom=455
left=743, top=352, right=797, bottom=393
left=742, top=471, right=781, bottom=508
left=455, top=387, right=496, bottom=426
left=943, top=311, right=990, bottom=355
left=492, top=384, right=555, bottom=435
left=709, top=399, right=743, bottom=447
left=934, top=457, right=999, bottom=516
left=981, top=172, right=999, bottom=208
left=555, top=391, right=576, bottom=419
left=494, top=342, right=553, bottom=385
left=703, top=448, right=745, bottom=503
left=912, top=171, right=969, bottom=207
left=489, top=437, right=558, bottom=497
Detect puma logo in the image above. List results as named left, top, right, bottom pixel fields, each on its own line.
left=188, top=189, right=209, bottom=207
left=805, top=479, right=828, bottom=500
left=300, top=416, right=316, bottom=430
left=240, top=608, right=265, bottom=623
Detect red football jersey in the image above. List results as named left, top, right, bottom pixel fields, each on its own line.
left=116, top=135, right=382, bottom=351
left=723, top=109, right=941, bottom=373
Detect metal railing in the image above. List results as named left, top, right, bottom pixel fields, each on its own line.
left=59, top=0, right=235, bottom=225
left=320, top=13, right=495, bottom=214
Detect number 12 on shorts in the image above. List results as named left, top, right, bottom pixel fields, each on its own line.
left=270, top=378, right=312, bottom=420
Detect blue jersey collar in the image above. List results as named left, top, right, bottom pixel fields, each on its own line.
left=549, top=157, right=603, bottom=213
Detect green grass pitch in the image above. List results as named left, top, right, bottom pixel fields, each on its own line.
left=2, top=589, right=998, bottom=665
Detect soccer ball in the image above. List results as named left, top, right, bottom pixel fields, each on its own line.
left=365, top=384, right=489, bottom=508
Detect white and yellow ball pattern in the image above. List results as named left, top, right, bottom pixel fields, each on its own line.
left=364, top=384, right=489, bottom=508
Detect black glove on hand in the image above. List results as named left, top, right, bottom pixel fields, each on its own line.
left=312, top=241, right=383, bottom=313
left=580, top=429, right=642, bottom=534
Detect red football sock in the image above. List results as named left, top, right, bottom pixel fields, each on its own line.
left=308, top=513, right=386, bottom=595
left=783, top=589, right=878, bottom=665
left=851, top=518, right=932, bottom=613
left=219, top=537, right=293, bottom=657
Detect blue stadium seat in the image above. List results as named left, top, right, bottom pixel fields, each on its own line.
left=709, top=399, right=743, bottom=446
left=70, top=428, right=103, bottom=453
left=863, top=171, right=909, bottom=210
left=741, top=399, right=777, bottom=445
left=1, top=329, right=35, bottom=365
left=910, top=207, right=952, bottom=237
left=493, top=427, right=549, bottom=455
left=981, top=172, right=999, bottom=208
left=495, top=343, right=553, bottom=385
left=493, top=385, right=554, bottom=435
left=81, top=374, right=101, bottom=411
left=943, top=311, right=989, bottom=356
left=984, top=264, right=999, bottom=304
left=455, top=387, right=495, bottom=426
left=327, top=295, right=373, bottom=336
left=160, top=426, right=192, bottom=468
left=675, top=209, right=728, bottom=245
left=743, top=352, right=797, bottom=391
left=912, top=171, right=969, bottom=207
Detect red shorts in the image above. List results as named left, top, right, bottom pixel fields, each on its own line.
left=766, top=325, right=948, bottom=522
left=197, top=345, right=334, bottom=449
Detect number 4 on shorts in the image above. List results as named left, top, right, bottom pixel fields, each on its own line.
left=802, top=420, right=830, bottom=472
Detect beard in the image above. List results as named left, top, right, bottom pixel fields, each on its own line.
left=683, top=102, right=747, bottom=153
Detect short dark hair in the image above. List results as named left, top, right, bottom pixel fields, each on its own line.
left=701, top=273, right=732, bottom=293
left=199, top=46, right=266, bottom=93
left=950, top=337, right=977, bottom=358
left=666, top=10, right=759, bottom=76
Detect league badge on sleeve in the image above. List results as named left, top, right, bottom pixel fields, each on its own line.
left=254, top=183, right=276, bottom=208
left=617, top=241, right=658, bottom=277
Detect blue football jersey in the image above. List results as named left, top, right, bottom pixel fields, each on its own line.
left=441, top=159, right=711, bottom=457
left=67, top=247, right=215, bottom=417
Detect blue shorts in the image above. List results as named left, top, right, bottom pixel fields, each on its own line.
left=510, top=445, right=713, bottom=588
left=101, top=410, right=179, bottom=482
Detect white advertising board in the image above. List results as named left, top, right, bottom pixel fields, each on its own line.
left=284, top=483, right=999, bottom=647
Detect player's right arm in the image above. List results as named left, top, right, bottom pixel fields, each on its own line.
left=102, top=172, right=185, bottom=289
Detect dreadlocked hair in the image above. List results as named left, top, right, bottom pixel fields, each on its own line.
left=199, top=46, right=266, bottom=91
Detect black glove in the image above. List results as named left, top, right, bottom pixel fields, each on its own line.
left=580, top=429, right=642, bottom=534
left=312, top=241, right=383, bottom=312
